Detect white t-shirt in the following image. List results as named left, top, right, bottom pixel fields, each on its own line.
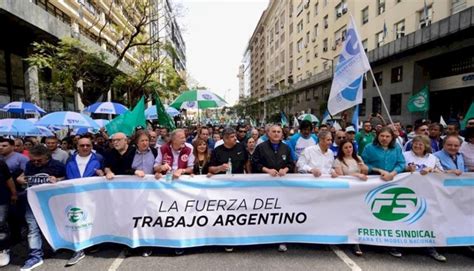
left=76, top=154, right=92, bottom=177
left=402, top=151, right=442, bottom=172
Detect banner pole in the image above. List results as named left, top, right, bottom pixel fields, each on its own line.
left=368, top=69, right=394, bottom=126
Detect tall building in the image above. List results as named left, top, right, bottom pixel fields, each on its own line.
left=237, top=64, right=245, bottom=99
left=246, top=0, right=474, bottom=125
left=0, top=0, right=182, bottom=112
left=150, top=0, right=186, bottom=75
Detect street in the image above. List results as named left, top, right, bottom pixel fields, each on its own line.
left=4, top=242, right=473, bottom=271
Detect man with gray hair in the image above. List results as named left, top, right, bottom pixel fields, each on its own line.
left=297, top=130, right=335, bottom=176
left=104, top=132, right=136, bottom=180
left=154, top=129, right=194, bottom=180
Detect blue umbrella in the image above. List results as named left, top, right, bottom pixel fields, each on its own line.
left=145, top=105, right=180, bottom=120
left=94, top=119, right=110, bottom=128
left=84, top=102, right=128, bottom=115
left=0, top=119, right=51, bottom=136
left=1, top=101, right=46, bottom=114
left=36, top=111, right=100, bottom=129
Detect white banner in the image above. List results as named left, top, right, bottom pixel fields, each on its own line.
left=27, top=173, right=474, bottom=251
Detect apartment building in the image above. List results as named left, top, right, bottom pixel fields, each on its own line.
left=246, top=0, right=474, bottom=125
left=0, top=0, right=186, bottom=112
left=248, top=10, right=267, bottom=108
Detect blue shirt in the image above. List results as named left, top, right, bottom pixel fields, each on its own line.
left=288, top=133, right=318, bottom=160
left=434, top=150, right=467, bottom=172
left=0, top=152, right=28, bottom=176
left=362, top=143, right=406, bottom=174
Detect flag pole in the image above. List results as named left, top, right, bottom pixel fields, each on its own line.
left=368, top=69, right=394, bottom=126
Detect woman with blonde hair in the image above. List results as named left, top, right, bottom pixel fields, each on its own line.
left=403, top=135, right=443, bottom=175
left=192, top=138, right=210, bottom=175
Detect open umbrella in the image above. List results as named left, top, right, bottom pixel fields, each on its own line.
left=170, top=89, right=227, bottom=110
left=1, top=102, right=46, bottom=115
left=94, top=119, right=110, bottom=128
left=145, top=105, right=180, bottom=120
left=298, top=114, right=319, bottom=123
left=84, top=102, right=128, bottom=115
left=36, top=111, right=100, bottom=129
left=0, top=119, right=52, bottom=136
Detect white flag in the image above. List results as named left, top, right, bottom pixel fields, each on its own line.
left=327, top=15, right=371, bottom=115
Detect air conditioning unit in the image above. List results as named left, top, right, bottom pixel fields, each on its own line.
left=342, top=3, right=348, bottom=14
left=323, top=47, right=328, bottom=52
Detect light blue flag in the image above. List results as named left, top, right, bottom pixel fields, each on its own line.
left=280, top=111, right=288, bottom=128
left=352, top=105, right=359, bottom=133
left=321, top=110, right=330, bottom=124
left=327, top=15, right=371, bottom=116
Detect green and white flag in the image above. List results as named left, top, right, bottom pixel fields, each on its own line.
left=407, top=85, right=429, bottom=112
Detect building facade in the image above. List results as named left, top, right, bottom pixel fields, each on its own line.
left=0, top=0, right=180, bottom=113
left=244, top=0, right=474, bottom=125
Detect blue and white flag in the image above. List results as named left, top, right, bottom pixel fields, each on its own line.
left=327, top=15, right=371, bottom=116
left=321, top=110, right=330, bottom=124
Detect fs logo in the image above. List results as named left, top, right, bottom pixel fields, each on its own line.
left=65, top=206, right=87, bottom=224
left=365, top=183, right=427, bottom=224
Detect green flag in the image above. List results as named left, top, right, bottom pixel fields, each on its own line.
left=407, top=85, right=429, bottom=112
left=105, top=97, right=146, bottom=136
left=462, top=102, right=474, bottom=129
left=155, top=95, right=176, bottom=131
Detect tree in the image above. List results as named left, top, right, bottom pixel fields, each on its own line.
left=27, top=0, right=186, bottom=106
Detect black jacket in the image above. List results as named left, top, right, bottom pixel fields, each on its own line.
left=251, top=140, right=294, bottom=173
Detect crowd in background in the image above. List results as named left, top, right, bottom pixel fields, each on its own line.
left=0, top=115, right=473, bottom=270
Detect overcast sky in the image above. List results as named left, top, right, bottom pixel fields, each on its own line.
left=179, top=0, right=269, bottom=105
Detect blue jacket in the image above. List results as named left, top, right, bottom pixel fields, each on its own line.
left=434, top=150, right=466, bottom=172
left=362, top=143, right=406, bottom=174
left=66, top=153, right=102, bottom=179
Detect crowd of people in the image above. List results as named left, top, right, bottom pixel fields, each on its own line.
left=0, top=116, right=473, bottom=270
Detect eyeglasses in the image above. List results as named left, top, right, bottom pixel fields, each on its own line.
left=238, top=130, right=246, bottom=133
left=79, top=144, right=92, bottom=148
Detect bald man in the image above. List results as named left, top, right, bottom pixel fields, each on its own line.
left=104, top=133, right=136, bottom=180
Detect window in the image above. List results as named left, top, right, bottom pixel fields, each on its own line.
left=419, top=5, right=433, bottom=28
left=313, top=24, right=319, bottom=40
left=323, top=38, right=328, bottom=51
left=289, top=42, right=293, bottom=57
left=297, top=38, right=303, bottom=53
left=306, top=31, right=310, bottom=45
left=313, top=45, right=318, bottom=57
left=289, top=23, right=293, bottom=34
left=334, top=26, right=347, bottom=47
left=377, top=0, right=385, bottom=15
left=372, top=97, right=382, bottom=114
left=362, top=7, right=369, bottom=24
left=297, top=57, right=303, bottom=70
left=362, top=39, right=368, bottom=52
left=394, top=20, right=405, bottom=39
left=306, top=11, right=310, bottom=23
left=376, top=31, right=384, bottom=47
left=306, top=51, right=310, bottom=62
left=297, top=20, right=303, bottom=33
left=391, top=66, right=403, bottom=83
left=373, top=72, right=383, bottom=86
left=314, top=2, right=319, bottom=16
left=359, top=98, right=366, bottom=116
left=324, top=15, right=329, bottom=29
left=390, top=94, right=402, bottom=115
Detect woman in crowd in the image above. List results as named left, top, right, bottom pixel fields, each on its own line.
left=333, top=140, right=368, bottom=256
left=402, top=135, right=446, bottom=262
left=403, top=135, right=443, bottom=175
left=362, top=127, right=405, bottom=258
left=192, top=138, right=210, bottom=175
left=333, top=140, right=368, bottom=181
